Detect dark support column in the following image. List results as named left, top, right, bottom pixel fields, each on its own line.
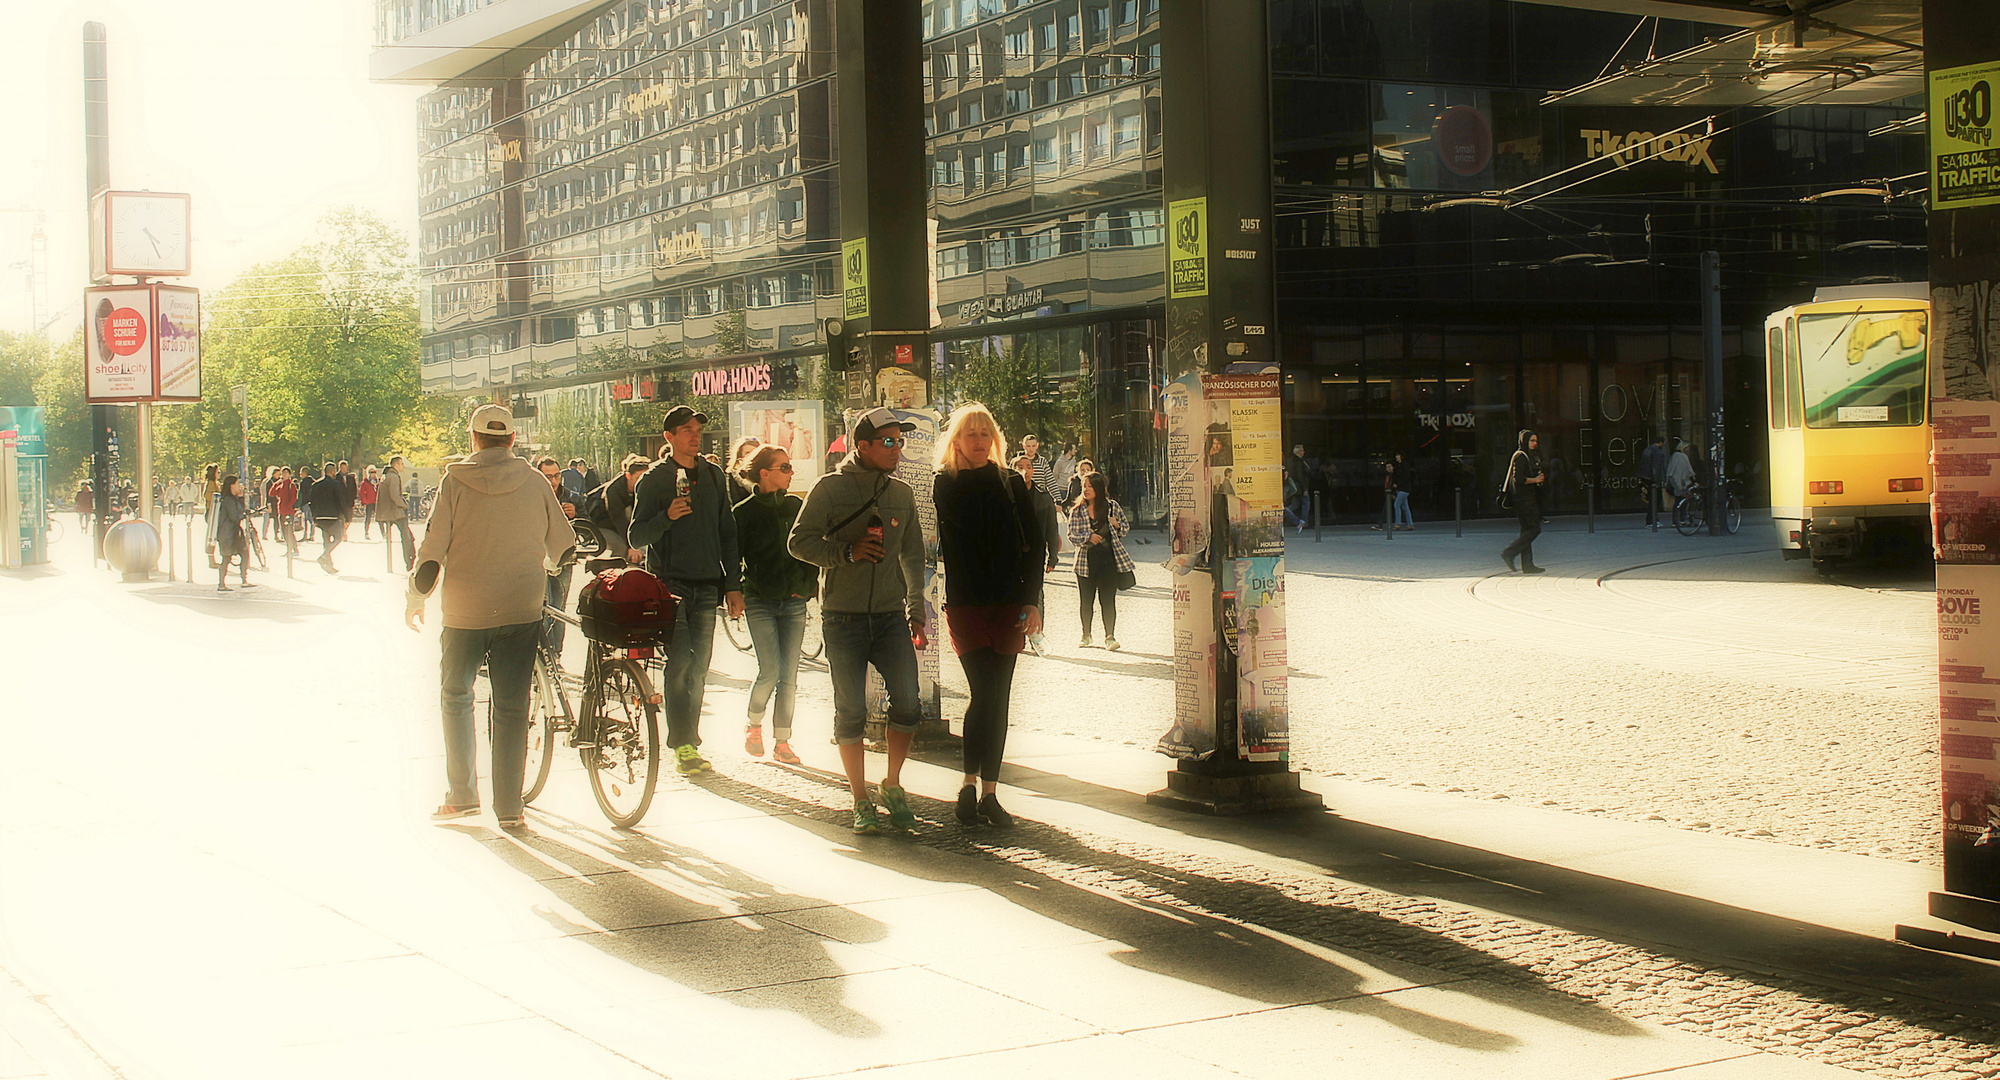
left=1148, top=0, right=1321, bottom=815
left=84, top=23, right=114, bottom=560
left=1702, top=250, right=1726, bottom=535
left=835, top=0, right=930, bottom=405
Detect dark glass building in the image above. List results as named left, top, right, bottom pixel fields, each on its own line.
left=377, top=0, right=1926, bottom=521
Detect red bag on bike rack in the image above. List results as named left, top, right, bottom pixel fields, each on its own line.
left=576, top=566, right=679, bottom=646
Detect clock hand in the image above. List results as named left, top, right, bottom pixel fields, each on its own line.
left=142, top=227, right=162, bottom=257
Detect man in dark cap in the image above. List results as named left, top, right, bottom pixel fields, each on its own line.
left=629, top=405, right=743, bottom=777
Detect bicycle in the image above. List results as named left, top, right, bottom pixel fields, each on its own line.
left=1672, top=480, right=1742, bottom=537
left=510, top=519, right=665, bottom=827
left=719, top=596, right=824, bottom=662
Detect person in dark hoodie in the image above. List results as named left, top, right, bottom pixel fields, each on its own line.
left=1501, top=429, right=1548, bottom=574
left=307, top=460, right=352, bottom=573
left=628, top=406, right=743, bottom=778
left=213, top=474, right=258, bottom=592
left=732, top=444, right=816, bottom=765
left=935, top=404, right=1046, bottom=827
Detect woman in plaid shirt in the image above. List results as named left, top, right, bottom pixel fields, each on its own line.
left=1067, top=472, right=1133, bottom=651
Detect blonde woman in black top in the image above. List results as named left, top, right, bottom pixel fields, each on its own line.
left=934, top=404, right=1046, bottom=827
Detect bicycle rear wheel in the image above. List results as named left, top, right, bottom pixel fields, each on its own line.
left=799, top=597, right=823, bottom=661
left=721, top=607, right=752, bottom=652
left=1674, top=496, right=1703, bottom=536
left=522, top=650, right=564, bottom=804
left=1723, top=496, right=1742, bottom=535
left=582, top=657, right=660, bottom=827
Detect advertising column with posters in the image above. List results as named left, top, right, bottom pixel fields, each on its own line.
left=1154, top=369, right=1289, bottom=763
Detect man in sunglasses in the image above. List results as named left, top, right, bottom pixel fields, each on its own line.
left=789, top=407, right=926, bottom=834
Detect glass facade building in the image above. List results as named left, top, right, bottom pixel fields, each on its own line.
left=389, top=0, right=1926, bottom=520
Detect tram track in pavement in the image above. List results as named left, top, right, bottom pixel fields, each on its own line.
left=1457, top=548, right=1935, bottom=698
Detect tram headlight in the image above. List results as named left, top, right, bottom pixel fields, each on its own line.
left=1888, top=477, right=1924, bottom=492
left=1809, top=481, right=1844, bottom=495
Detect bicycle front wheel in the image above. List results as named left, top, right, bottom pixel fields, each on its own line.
left=522, top=650, right=563, bottom=804
left=582, top=657, right=660, bottom=827
left=1723, top=496, right=1742, bottom=535
left=720, top=607, right=752, bottom=652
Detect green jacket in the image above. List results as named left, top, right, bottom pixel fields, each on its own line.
left=733, top=490, right=817, bottom=601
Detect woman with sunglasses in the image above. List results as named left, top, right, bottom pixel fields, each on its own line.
left=732, top=444, right=816, bottom=764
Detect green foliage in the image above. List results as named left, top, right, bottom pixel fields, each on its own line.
left=152, top=208, right=423, bottom=476
left=0, top=331, right=48, bottom=407
left=534, top=393, right=654, bottom=471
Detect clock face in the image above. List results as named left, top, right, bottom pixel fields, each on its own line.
left=107, top=193, right=190, bottom=276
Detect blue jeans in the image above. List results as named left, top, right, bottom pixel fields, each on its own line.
left=822, top=611, right=922, bottom=745
left=744, top=596, right=809, bottom=741
left=439, top=622, right=538, bottom=816
left=542, top=565, right=573, bottom=659
left=1392, top=490, right=1412, bottom=528
left=387, top=518, right=416, bottom=569
left=662, top=581, right=721, bottom=749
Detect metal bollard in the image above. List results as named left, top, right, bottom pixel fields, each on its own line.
left=1384, top=491, right=1394, bottom=541
left=1587, top=483, right=1596, bottom=534
left=1312, top=491, right=1322, bottom=543
left=1454, top=487, right=1462, bottom=538
left=386, top=531, right=393, bottom=573
left=165, top=520, right=175, bottom=581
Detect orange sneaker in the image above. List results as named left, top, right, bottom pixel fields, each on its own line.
left=744, top=726, right=765, bottom=757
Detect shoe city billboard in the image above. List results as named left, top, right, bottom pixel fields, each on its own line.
left=84, top=283, right=201, bottom=404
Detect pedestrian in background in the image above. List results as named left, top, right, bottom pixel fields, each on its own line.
left=1389, top=452, right=1414, bottom=531
left=535, top=456, right=579, bottom=659
left=560, top=458, right=587, bottom=503
left=936, top=405, right=1045, bottom=827
left=733, top=444, right=814, bottom=766
left=1013, top=451, right=1060, bottom=657
left=788, top=407, right=925, bottom=835
left=74, top=481, right=91, bottom=532
left=213, top=474, right=257, bottom=592
left=1284, top=444, right=1311, bottom=533
left=1501, top=430, right=1547, bottom=574
left=336, top=461, right=358, bottom=541
left=405, top=405, right=575, bottom=831
left=727, top=436, right=762, bottom=503
left=629, top=406, right=744, bottom=778
left=271, top=467, right=299, bottom=555
left=1666, top=438, right=1696, bottom=504
left=308, top=461, right=348, bottom=574
left=379, top=455, right=415, bottom=571
left=1638, top=435, right=1668, bottom=531
left=1070, top=471, right=1132, bottom=650
left=359, top=467, right=379, bottom=538
left=596, top=453, right=649, bottom=565
left=1021, top=433, right=1056, bottom=501
left=295, top=465, right=317, bottom=543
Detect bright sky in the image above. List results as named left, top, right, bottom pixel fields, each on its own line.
left=0, top=0, right=421, bottom=336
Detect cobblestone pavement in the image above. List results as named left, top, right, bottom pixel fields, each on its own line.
left=875, top=515, right=1942, bottom=867
left=705, top=757, right=2000, bottom=1080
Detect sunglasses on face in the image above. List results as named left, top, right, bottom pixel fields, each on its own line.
left=875, top=437, right=905, bottom=448
left=765, top=463, right=794, bottom=473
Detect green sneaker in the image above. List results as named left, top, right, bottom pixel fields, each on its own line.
left=851, top=800, right=880, bottom=835
left=674, top=744, right=710, bottom=776
left=878, top=783, right=916, bottom=830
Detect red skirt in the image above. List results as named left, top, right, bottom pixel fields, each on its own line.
left=945, top=604, right=1028, bottom=657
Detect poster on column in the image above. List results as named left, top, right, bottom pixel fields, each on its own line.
left=864, top=407, right=942, bottom=722
left=1157, top=372, right=1217, bottom=760
left=1934, top=398, right=2000, bottom=897
left=1203, top=370, right=1287, bottom=557
left=83, top=285, right=156, bottom=403
left=1234, top=555, right=1288, bottom=760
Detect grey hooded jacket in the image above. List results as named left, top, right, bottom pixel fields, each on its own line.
left=788, top=455, right=924, bottom=620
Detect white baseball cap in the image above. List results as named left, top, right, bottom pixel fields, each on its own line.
left=468, top=404, right=515, bottom=436
left=852, top=407, right=916, bottom=441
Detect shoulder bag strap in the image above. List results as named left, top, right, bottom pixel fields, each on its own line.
left=827, top=473, right=890, bottom=535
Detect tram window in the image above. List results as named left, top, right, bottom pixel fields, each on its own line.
left=1767, top=326, right=1786, bottom=429
left=1797, top=309, right=1928, bottom=427
left=1784, top=319, right=1803, bottom=428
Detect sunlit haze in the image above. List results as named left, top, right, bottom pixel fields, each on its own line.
left=0, top=0, right=419, bottom=336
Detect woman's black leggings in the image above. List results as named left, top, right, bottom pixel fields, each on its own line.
left=959, top=647, right=1018, bottom=784
left=1078, top=574, right=1117, bottom=637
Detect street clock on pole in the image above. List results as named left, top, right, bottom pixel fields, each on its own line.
left=90, top=191, right=191, bottom=280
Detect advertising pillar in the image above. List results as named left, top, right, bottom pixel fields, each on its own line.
left=1909, top=0, right=2000, bottom=947
left=1147, top=0, right=1318, bottom=814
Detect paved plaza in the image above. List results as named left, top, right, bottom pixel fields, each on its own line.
left=2, top=515, right=1995, bottom=1080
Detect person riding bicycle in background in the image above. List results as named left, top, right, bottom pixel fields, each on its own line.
left=405, top=404, right=575, bottom=832
left=732, top=444, right=815, bottom=766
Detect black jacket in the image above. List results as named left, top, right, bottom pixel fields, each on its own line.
left=307, top=476, right=350, bottom=520
left=1504, top=431, right=1542, bottom=516
left=1027, top=483, right=1061, bottom=568
left=934, top=464, right=1045, bottom=609
left=733, top=490, right=817, bottom=602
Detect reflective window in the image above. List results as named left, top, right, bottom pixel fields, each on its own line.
left=1797, top=309, right=1928, bottom=427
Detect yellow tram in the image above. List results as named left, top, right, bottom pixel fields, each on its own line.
left=1765, top=286, right=1931, bottom=572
